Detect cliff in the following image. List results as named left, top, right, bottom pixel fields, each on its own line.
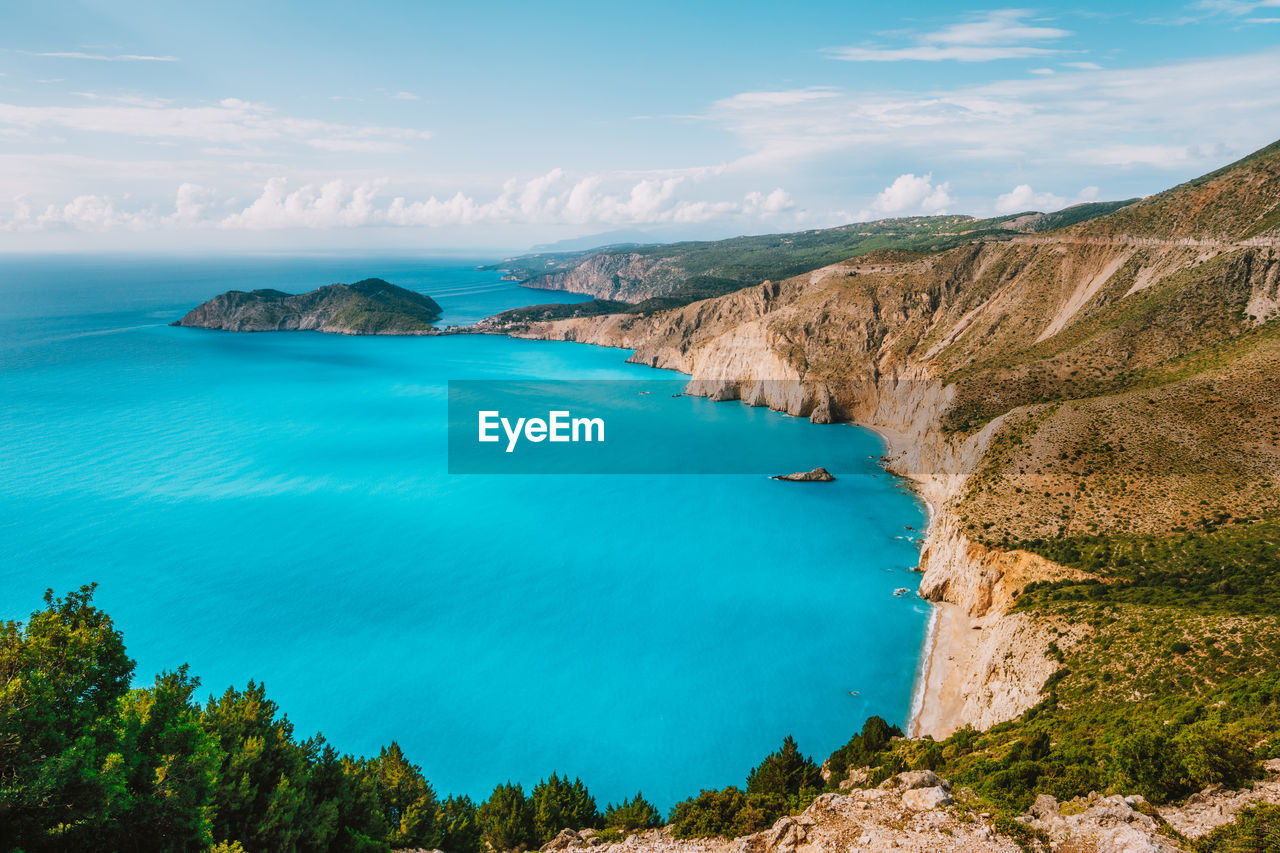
left=495, top=204, right=1137, bottom=307
left=173, top=278, right=443, bottom=334
left=488, top=141, right=1280, bottom=738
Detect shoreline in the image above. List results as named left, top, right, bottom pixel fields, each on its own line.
left=496, top=319, right=970, bottom=741
left=857, top=420, right=973, bottom=740
left=906, top=601, right=973, bottom=738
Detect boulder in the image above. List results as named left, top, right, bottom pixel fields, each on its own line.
left=540, top=829, right=583, bottom=851
left=901, top=786, right=953, bottom=811
left=772, top=467, right=835, bottom=482
left=880, top=770, right=950, bottom=792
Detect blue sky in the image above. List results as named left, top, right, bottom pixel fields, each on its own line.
left=2, top=0, right=1279, bottom=251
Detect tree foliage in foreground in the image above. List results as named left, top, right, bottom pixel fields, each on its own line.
left=3, top=585, right=1276, bottom=851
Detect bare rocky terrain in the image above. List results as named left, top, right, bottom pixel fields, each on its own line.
left=500, top=760, right=1280, bottom=853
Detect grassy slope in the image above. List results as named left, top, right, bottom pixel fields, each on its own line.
left=883, top=143, right=1280, bottom=822
left=488, top=203, right=1137, bottom=317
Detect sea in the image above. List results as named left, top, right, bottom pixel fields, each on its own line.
left=0, top=254, right=929, bottom=808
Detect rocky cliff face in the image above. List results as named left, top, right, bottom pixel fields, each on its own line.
left=521, top=253, right=688, bottom=300
left=174, top=278, right=443, bottom=334
left=491, top=151, right=1280, bottom=736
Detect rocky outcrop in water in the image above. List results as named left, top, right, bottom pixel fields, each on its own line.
left=772, top=467, right=835, bottom=482
left=174, top=278, right=442, bottom=334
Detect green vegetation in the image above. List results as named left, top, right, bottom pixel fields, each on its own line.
left=176, top=278, right=443, bottom=334
left=488, top=299, right=638, bottom=324
left=488, top=205, right=1129, bottom=314
left=0, top=585, right=809, bottom=851
left=1027, top=199, right=1139, bottom=232
left=666, top=721, right=900, bottom=840
left=668, top=788, right=787, bottom=840
left=880, top=516, right=1280, bottom=816
left=601, top=793, right=662, bottom=834
left=3, top=584, right=1278, bottom=849
left=0, top=586, right=478, bottom=853
left=1012, top=518, right=1280, bottom=614
left=824, top=716, right=903, bottom=782
left=1076, top=138, right=1280, bottom=241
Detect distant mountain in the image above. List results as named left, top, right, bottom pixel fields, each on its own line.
left=490, top=204, right=1137, bottom=310
left=529, top=230, right=661, bottom=253
left=174, top=278, right=442, bottom=334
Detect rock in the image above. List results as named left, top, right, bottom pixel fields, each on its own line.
left=771, top=467, right=835, bottom=482
left=541, top=829, right=583, bottom=851
left=838, top=766, right=871, bottom=790
left=880, top=770, right=949, bottom=792
left=1029, top=794, right=1060, bottom=819
left=1025, top=793, right=1185, bottom=853
left=901, top=786, right=953, bottom=811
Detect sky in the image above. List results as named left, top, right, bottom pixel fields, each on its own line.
left=2, top=0, right=1279, bottom=252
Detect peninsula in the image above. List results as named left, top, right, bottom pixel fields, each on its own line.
left=489, top=139, right=1280, bottom=791
left=173, top=277, right=442, bottom=334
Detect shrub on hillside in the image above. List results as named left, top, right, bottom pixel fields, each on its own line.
left=667, top=787, right=787, bottom=839
left=530, top=773, right=599, bottom=843
left=603, top=793, right=662, bottom=833
left=478, top=782, right=535, bottom=851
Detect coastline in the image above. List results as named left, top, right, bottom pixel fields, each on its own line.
left=858, top=420, right=973, bottom=740
left=906, top=601, right=973, bottom=738
left=492, top=312, right=980, bottom=742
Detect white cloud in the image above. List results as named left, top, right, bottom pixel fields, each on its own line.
left=868, top=173, right=954, bottom=215
left=994, top=184, right=1062, bottom=213
left=2, top=171, right=803, bottom=233
left=743, top=188, right=795, bottom=215
left=29, top=195, right=153, bottom=230
left=994, top=184, right=1101, bottom=213
left=306, top=139, right=411, bottom=153
left=391, top=91, right=420, bottom=100
left=1061, top=61, right=1102, bottom=69
left=828, top=9, right=1071, bottom=62
left=1074, top=144, right=1208, bottom=167
left=1194, top=0, right=1280, bottom=14
left=219, top=178, right=383, bottom=229
left=0, top=98, right=432, bottom=151
left=170, top=183, right=217, bottom=224
left=720, top=88, right=842, bottom=107
left=708, top=47, right=1280, bottom=172
left=29, top=51, right=177, bottom=62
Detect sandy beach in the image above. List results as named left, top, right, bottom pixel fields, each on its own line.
left=861, top=421, right=969, bottom=739
left=908, top=600, right=976, bottom=738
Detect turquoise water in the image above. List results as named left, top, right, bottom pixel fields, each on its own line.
left=0, top=255, right=928, bottom=808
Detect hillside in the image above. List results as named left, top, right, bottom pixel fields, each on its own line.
left=174, top=277, right=443, bottom=334
left=487, top=141, right=1280, bottom=825
left=1073, top=140, right=1280, bottom=241
left=487, top=201, right=1137, bottom=309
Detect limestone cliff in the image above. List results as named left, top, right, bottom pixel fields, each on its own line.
left=487, top=141, right=1280, bottom=737
left=174, top=278, right=443, bottom=335
left=519, top=252, right=688, bottom=301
